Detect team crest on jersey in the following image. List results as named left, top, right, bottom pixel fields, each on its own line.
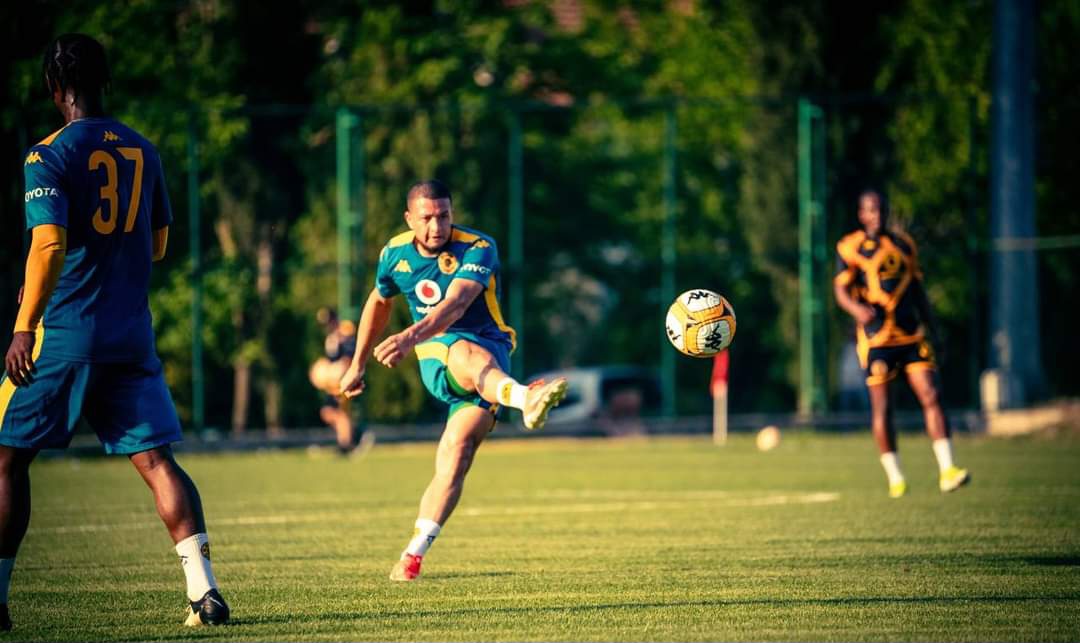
left=394, top=259, right=412, bottom=273
left=24, top=151, right=43, bottom=165
left=415, top=279, right=442, bottom=305
left=438, top=251, right=459, bottom=275
left=878, top=251, right=904, bottom=280
left=103, top=131, right=120, bottom=142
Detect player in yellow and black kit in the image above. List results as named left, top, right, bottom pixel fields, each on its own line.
left=834, top=189, right=969, bottom=498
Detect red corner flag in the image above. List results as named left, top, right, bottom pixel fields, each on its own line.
left=710, top=349, right=729, bottom=398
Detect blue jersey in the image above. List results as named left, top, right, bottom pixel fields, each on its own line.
left=375, top=225, right=516, bottom=351
left=22, top=117, right=171, bottom=362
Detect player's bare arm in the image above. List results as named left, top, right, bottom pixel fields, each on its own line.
left=5, top=224, right=66, bottom=386
left=834, top=279, right=875, bottom=326
left=340, top=288, right=395, bottom=398
left=373, top=279, right=484, bottom=369
left=152, top=226, right=169, bottom=262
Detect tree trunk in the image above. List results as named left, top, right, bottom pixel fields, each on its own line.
left=231, top=357, right=250, bottom=436
left=255, top=231, right=284, bottom=437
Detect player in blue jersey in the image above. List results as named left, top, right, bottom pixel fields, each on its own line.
left=339, top=180, right=568, bottom=581
left=0, top=34, right=228, bottom=629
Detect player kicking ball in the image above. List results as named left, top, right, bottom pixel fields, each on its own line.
left=0, top=34, right=227, bottom=629
left=339, top=180, right=567, bottom=581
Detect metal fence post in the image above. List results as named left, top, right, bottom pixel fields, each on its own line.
left=661, top=103, right=678, bottom=417
left=336, top=108, right=361, bottom=321
left=507, top=110, right=525, bottom=379
left=186, top=114, right=204, bottom=431
left=797, top=98, right=827, bottom=417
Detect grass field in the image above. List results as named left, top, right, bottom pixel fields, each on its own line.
left=9, top=429, right=1080, bottom=642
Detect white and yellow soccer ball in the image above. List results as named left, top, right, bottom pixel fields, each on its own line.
left=665, top=289, right=736, bottom=357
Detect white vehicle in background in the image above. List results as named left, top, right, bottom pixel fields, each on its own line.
left=524, top=366, right=661, bottom=436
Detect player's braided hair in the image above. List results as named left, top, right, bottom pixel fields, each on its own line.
left=42, top=33, right=110, bottom=103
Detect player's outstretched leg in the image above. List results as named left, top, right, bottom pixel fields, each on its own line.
left=0, top=447, right=36, bottom=632
left=129, top=447, right=230, bottom=625
left=391, top=406, right=495, bottom=581
left=446, top=340, right=568, bottom=431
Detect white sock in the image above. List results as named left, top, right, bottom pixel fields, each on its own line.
left=496, top=377, right=529, bottom=411
left=175, top=533, right=219, bottom=602
left=879, top=452, right=905, bottom=485
left=932, top=438, right=955, bottom=473
left=0, top=558, right=14, bottom=604
left=403, top=518, right=441, bottom=558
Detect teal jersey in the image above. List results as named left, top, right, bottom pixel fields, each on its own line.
left=22, top=117, right=171, bottom=362
left=375, top=225, right=516, bottom=351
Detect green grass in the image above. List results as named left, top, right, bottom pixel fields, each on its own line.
left=8, top=429, right=1080, bottom=641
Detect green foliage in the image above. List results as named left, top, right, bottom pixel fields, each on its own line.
left=3, top=1, right=1079, bottom=425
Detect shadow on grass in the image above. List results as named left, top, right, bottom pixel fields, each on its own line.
left=229, top=593, right=1080, bottom=628
left=1009, top=555, right=1080, bottom=567
left=424, top=570, right=515, bottom=580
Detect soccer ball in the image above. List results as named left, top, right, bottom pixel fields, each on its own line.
left=665, top=289, right=736, bottom=357
left=756, top=425, right=781, bottom=451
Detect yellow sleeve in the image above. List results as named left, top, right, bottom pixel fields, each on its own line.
left=14, top=224, right=67, bottom=333
left=152, top=225, right=169, bottom=262
left=834, top=231, right=864, bottom=288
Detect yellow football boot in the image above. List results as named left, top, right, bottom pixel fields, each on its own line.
left=939, top=466, right=971, bottom=493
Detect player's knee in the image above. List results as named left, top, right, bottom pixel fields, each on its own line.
left=436, top=435, right=477, bottom=479
left=130, top=447, right=177, bottom=477
left=917, top=380, right=940, bottom=405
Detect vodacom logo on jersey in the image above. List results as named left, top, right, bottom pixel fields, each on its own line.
left=415, top=279, right=443, bottom=314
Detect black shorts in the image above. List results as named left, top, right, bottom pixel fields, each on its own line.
left=859, top=340, right=936, bottom=387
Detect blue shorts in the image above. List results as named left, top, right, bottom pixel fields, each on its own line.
left=416, top=331, right=512, bottom=419
left=0, top=352, right=182, bottom=455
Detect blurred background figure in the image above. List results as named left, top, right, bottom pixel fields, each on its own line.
left=308, top=307, right=371, bottom=456
left=834, top=189, right=969, bottom=499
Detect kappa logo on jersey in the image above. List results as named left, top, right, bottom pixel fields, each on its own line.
left=415, top=279, right=443, bottom=305
left=103, top=131, right=120, bottom=142
left=472, top=240, right=491, bottom=249
left=24, top=151, right=43, bottom=165
left=25, top=186, right=60, bottom=202
left=461, top=263, right=491, bottom=275
left=438, top=251, right=459, bottom=275
left=394, top=259, right=412, bottom=273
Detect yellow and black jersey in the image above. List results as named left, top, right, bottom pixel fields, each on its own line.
left=835, top=229, right=927, bottom=353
